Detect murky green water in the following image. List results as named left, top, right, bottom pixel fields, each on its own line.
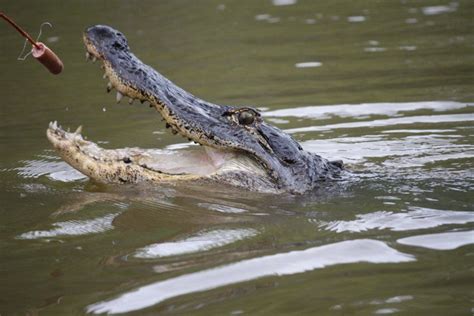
left=1, top=1, right=473, bottom=315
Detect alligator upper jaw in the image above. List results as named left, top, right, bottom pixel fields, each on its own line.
left=46, top=121, right=244, bottom=184
left=82, top=25, right=225, bottom=146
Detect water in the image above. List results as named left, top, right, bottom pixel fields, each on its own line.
left=1, top=1, right=473, bottom=314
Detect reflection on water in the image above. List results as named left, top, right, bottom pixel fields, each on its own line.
left=272, top=0, right=297, bottom=6
left=397, top=230, right=474, bottom=250
left=17, top=213, right=119, bottom=240
left=318, top=207, right=474, bottom=232
left=264, top=101, right=471, bottom=119
left=16, top=155, right=86, bottom=181
left=198, top=202, right=249, bottom=214
left=302, top=131, right=471, bottom=165
left=421, top=4, right=458, bottom=15
left=135, top=229, right=258, bottom=258
left=88, top=239, right=414, bottom=314
left=286, top=113, right=473, bottom=133
left=294, top=61, right=322, bottom=68
left=1, top=0, right=473, bottom=314
left=347, top=16, right=367, bottom=23
left=330, top=295, right=414, bottom=314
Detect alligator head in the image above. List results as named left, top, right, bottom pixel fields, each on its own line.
left=47, top=25, right=342, bottom=193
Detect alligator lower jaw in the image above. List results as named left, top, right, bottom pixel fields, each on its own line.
left=46, top=121, right=237, bottom=184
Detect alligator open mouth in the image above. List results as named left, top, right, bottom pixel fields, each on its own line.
left=47, top=118, right=273, bottom=188
left=47, top=25, right=342, bottom=193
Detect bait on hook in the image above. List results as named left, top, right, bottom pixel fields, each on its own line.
left=0, top=12, right=63, bottom=74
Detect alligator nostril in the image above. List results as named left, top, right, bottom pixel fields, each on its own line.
left=123, top=157, right=132, bottom=163
left=113, top=41, right=124, bottom=49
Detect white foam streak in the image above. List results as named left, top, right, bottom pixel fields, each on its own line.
left=87, top=239, right=414, bottom=314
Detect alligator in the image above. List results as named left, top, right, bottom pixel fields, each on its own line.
left=46, top=25, right=343, bottom=194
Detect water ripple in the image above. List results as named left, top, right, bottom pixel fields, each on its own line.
left=88, top=239, right=414, bottom=314
left=134, top=229, right=258, bottom=258
left=285, top=113, right=474, bottom=133
left=422, top=4, right=458, bottom=15
left=301, top=133, right=472, bottom=165
left=264, top=101, right=471, bottom=120
left=17, top=158, right=86, bottom=182
left=397, top=230, right=473, bottom=250
left=318, top=207, right=474, bottom=233
left=17, top=213, right=118, bottom=240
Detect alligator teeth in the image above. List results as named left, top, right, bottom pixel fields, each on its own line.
left=103, top=73, right=108, bottom=79
left=92, top=56, right=97, bottom=63
left=128, top=98, right=134, bottom=105
left=74, top=125, right=83, bottom=135
left=116, top=92, right=123, bottom=103
left=107, top=82, right=113, bottom=93
left=86, top=52, right=91, bottom=60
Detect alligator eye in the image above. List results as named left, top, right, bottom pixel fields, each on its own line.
left=238, top=111, right=255, bottom=125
